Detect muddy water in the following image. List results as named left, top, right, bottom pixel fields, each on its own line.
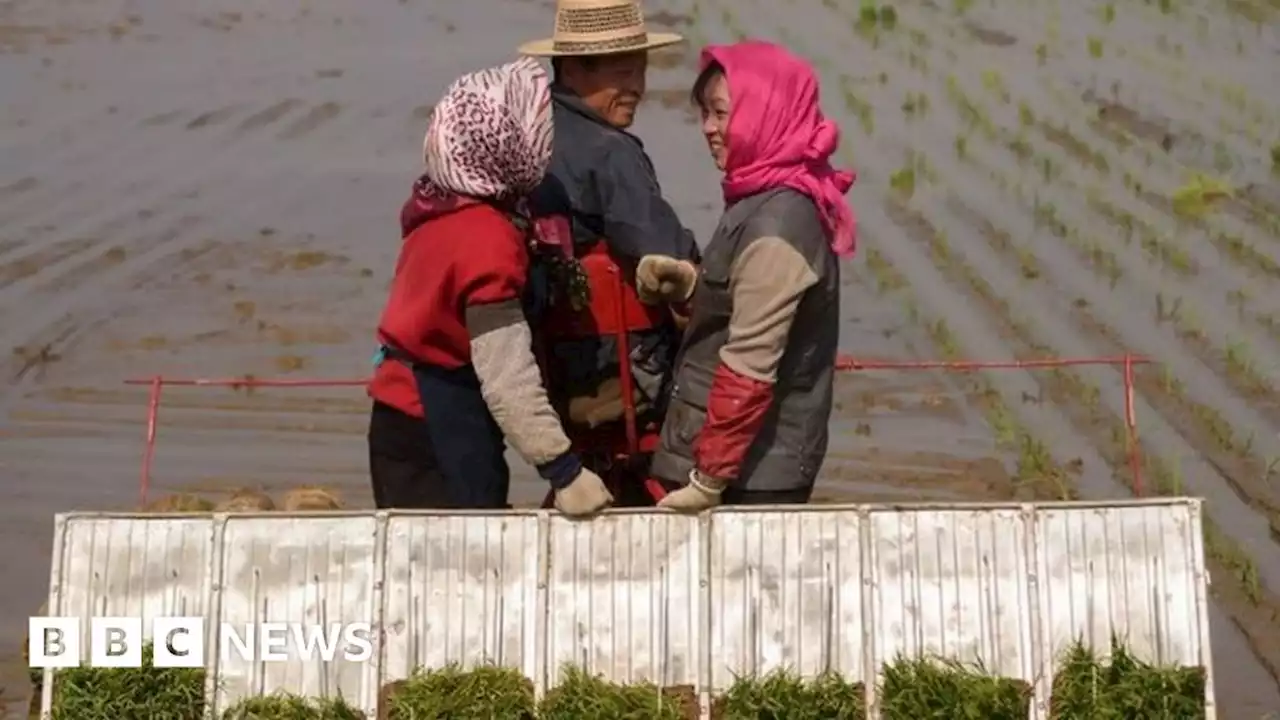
left=2, top=0, right=1278, bottom=714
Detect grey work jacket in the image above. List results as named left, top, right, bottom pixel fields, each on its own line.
left=650, top=188, right=840, bottom=492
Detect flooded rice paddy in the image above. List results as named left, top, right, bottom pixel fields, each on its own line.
left=1, top=0, right=1278, bottom=714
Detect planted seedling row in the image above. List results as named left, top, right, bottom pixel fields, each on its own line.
left=40, top=639, right=1210, bottom=719
left=1113, top=18, right=1275, bottom=129
left=862, top=8, right=1230, bottom=268
left=882, top=186, right=1251, bottom=513
left=892, top=203, right=1081, bottom=498
left=987, top=182, right=1280, bottom=485
left=923, top=146, right=1280, bottom=566
left=932, top=116, right=1280, bottom=432
left=933, top=167, right=1280, bottom=545
left=895, top=97, right=1280, bottom=468
left=903, top=2, right=1277, bottom=256
left=928, top=0, right=1275, bottom=166
left=898, top=0, right=1278, bottom=247
left=757, top=0, right=1280, bottom=511
left=878, top=188, right=1178, bottom=505
left=846, top=197, right=1071, bottom=485
left=1074, top=307, right=1280, bottom=539
left=818, top=5, right=1280, bottom=597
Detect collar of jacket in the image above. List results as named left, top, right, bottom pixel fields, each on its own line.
left=551, top=83, right=648, bottom=150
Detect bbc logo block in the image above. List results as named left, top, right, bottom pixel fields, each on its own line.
left=28, top=616, right=206, bottom=668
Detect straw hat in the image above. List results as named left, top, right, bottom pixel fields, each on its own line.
left=518, top=0, right=684, bottom=57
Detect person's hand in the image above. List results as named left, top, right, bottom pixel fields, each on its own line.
left=554, top=468, right=614, bottom=517
left=636, top=255, right=698, bottom=305
left=657, top=469, right=724, bottom=513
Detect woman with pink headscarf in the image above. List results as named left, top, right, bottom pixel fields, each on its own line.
left=642, top=40, right=857, bottom=511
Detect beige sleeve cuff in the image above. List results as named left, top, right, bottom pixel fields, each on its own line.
left=719, top=236, right=819, bottom=383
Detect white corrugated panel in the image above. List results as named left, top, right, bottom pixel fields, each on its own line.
left=213, top=514, right=380, bottom=712
left=39, top=499, right=1214, bottom=719
left=707, top=507, right=865, bottom=689
left=381, top=512, right=542, bottom=685
left=1030, top=503, right=1213, bottom=717
left=545, top=510, right=700, bottom=690
left=864, top=505, right=1034, bottom=715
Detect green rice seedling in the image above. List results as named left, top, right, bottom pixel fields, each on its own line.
left=224, top=693, right=364, bottom=719
left=981, top=70, right=1010, bottom=103
left=1203, top=521, right=1261, bottom=603
left=49, top=643, right=205, bottom=720
left=1224, top=337, right=1256, bottom=380
left=383, top=664, right=536, bottom=719
left=714, top=668, right=865, bottom=719
left=1018, top=102, right=1035, bottom=127
left=1171, top=175, right=1232, bottom=218
left=1270, top=143, right=1279, bottom=170
left=879, top=5, right=898, bottom=28
left=839, top=78, right=875, bottom=135
left=539, top=666, right=690, bottom=719
left=1018, top=434, right=1074, bottom=499
left=1049, top=636, right=1205, bottom=718
left=890, top=165, right=916, bottom=199
left=1008, top=135, right=1034, bottom=162
left=1087, top=36, right=1103, bottom=59
left=1152, top=450, right=1177, bottom=497
left=857, top=0, right=878, bottom=30
left=1100, top=3, right=1116, bottom=24
left=928, top=318, right=960, bottom=357
left=901, top=92, right=929, bottom=119
left=977, top=389, right=1017, bottom=447
left=1227, top=288, right=1250, bottom=319
left=1212, top=142, right=1233, bottom=172
left=1154, top=293, right=1184, bottom=324
left=864, top=248, right=908, bottom=292
left=1157, top=362, right=1185, bottom=396
left=879, top=655, right=1031, bottom=719
left=855, top=0, right=896, bottom=30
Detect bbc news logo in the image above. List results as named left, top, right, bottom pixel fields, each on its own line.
left=28, top=617, right=374, bottom=668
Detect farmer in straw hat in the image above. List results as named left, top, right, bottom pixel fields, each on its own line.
left=518, top=0, right=702, bottom=506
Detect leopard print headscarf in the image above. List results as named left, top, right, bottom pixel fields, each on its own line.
left=421, top=57, right=553, bottom=201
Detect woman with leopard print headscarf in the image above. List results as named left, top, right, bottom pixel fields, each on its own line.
left=366, top=56, right=613, bottom=517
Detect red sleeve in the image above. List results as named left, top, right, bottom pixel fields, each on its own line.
left=455, top=211, right=529, bottom=306
left=692, top=363, right=774, bottom=481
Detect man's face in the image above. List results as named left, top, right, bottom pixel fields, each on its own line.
left=562, top=52, right=648, bottom=128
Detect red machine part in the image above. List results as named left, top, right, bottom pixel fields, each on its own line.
left=532, top=242, right=670, bottom=506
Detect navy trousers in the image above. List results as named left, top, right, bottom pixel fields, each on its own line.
left=366, top=354, right=510, bottom=510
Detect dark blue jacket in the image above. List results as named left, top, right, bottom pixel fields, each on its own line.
left=528, top=85, right=699, bottom=415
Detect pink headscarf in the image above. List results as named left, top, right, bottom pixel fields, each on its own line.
left=702, top=41, right=858, bottom=257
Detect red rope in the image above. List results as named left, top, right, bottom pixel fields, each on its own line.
left=125, top=352, right=1152, bottom=503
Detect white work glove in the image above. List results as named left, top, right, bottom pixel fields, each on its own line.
left=636, top=255, right=698, bottom=305
left=657, top=469, right=724, bottom=513
left=554, top=468, right=614, bottom=517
